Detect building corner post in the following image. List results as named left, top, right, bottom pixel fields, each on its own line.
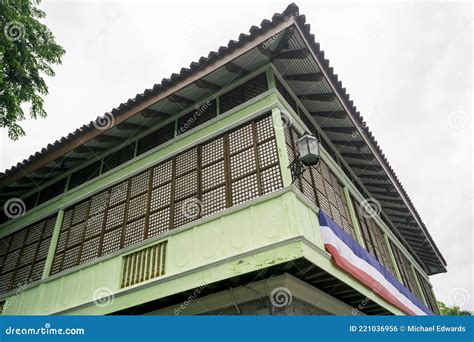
left=42, top=210, right=64, bottom=279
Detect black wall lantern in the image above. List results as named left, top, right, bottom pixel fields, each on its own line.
left=289, top=134, right=320, bottom=183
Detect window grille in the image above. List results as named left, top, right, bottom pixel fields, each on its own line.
left=69, top=160, right=102, bottom=190
left=0, top=215, right=56, bottom=295
left=177, top=99, right=217, bottom=135
left=415, top=269, right=439, bottom=314
left=37, top=178, right=67, bottom=206
left=219, top=74, right=267, bottom=113
left=136, top=122, right=175, bottom=156
left=285, top=126, right=356, bottom=239
left=352, top=197, right=395, bottom=275
left=102, top=145, right=135, bottom=173
left=51, top=114, right=282, bottom=275
left=390, top=241, right=423, bottom=300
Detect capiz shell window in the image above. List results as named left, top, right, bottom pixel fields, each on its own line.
left=51, top=114, right=282, bottom=275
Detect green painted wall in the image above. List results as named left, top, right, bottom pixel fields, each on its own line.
left=2, top=190, right=403, bottom=316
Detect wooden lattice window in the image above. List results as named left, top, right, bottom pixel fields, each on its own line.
left=51, top=114, right=283, bottom=275
left=352, top=197, right=395, bottom=275
left=0, top=215, right=56, bottom=295
left=284, top=126, right=356, bottom=239
left=102, top=144, right=135, bottom=173
left=219, top=73, right=267, bottom=113
left=177, top=99, right=217, bottom=135
left=415, top=269, right=439, bottom=314
left=390, top=241, right=423, bottom=300
left=69, top=160, right=102, bottom=190
left=136, top=121, right=175, bottom=156
left=36, top=178, right=67, bottom=206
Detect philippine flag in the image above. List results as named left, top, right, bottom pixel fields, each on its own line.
left=319, top=210, right=433, bottom=316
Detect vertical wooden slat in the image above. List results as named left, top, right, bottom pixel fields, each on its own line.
left=223, top=134, right=232, bottom=207
left=161, top=242, right=167, bottom=276
left=116, top=240, right=166, bottom=288
left=251, top=121, right=263, bottom=196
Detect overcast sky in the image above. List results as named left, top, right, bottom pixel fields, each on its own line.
left=0, top=1, right=472, bottom=311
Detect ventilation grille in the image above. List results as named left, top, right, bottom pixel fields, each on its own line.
left=121, top=241, right=167, bottom=288
left=219, top=73, right=267, bottom=113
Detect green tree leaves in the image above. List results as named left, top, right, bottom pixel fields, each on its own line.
left=0, top=0, right=65, bottom=140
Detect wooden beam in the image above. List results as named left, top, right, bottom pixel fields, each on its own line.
left=224, top=62, right=249, bottom=75
left=58, top=156, right=87, bottom=163
left=341, top=152, right=375, bottom=160
left=321, top=126, right=356, bottom=134
left=357, top=174, right=386, bottom=180
left=274, top=49, right=309, bottom=60
left=331, top=140, right=367, bottom=148
left=298, top=93, right=336, bottom=102
left=34, top=167, right=62, bottom=175
left=383, top=206, right=410, bottom=213
left=0, top=186, right=30, bottom=193
left=363, top=182, right=391, bottom=188
left=284, top=72, right=323, bottom=82
left=195, top=79, right=221, bottom=92
left=116, top=122, right=146, bottom=131
left=94, top=134, right=124, bottom=143
left=141, top=109, right=171, bottom=119
left=259, top=26, right=295, bottom=60
left=310, top=111, right=346, bottom=119
left=74, top=145, right=107, bottom=154
left=371, top=190, right=399, bottom=198
left=168, top=95, right=195, bottom=107
left=350, top=163, right=383, bottom=172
